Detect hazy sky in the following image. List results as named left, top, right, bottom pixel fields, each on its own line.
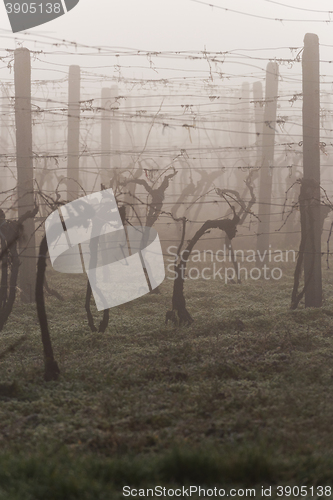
left=0, top=1, right=333, bottom=90
left=1, top=0, right=333, bottom=52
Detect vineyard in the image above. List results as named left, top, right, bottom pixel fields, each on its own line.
left=0, top=27, right=333, bottom=498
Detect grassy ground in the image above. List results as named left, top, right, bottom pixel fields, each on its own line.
left=1, top=262, right=333, bottom=498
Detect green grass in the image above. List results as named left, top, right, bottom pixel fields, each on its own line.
left=1, top=264, right=333, bottom=498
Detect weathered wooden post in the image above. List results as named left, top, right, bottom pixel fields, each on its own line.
left=110, top=85, right=121, bottom=190
left=67, top=65, right=80, bottom=201
left=14, top=48, right=36, bottom=303
left=252, top=81, right=264, bottom=224
left=124, top=96, right=135, bottom=152
left=302, top=33, right=322, bottom=307
left=238, top=82, right=250, bottom=196
left=120, top=95, right=133, bottom=219
left=100, top=87, right=111, bottom=187
left=240, top=82, right=250, bottom=162
left=253, top=81, right=264, bottom=168
left=1, top=86, right=9, bottom=151
left=2, top=84, right=16, bottom=218
left=1, top=85, right=9, bottom=195
left=134, top=96, right=143, bottom=157
left=256, top=62, right=279, bottom=259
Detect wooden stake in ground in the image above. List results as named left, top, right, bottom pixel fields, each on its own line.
left=14, top=48, right=36, bottom=303
left=239, top=81, right=250, bottom=167
left=110, top=85, right=121, bottom=189
left=302, top=33, right=322, bottom=307
left=67, top=65, right=80, bottom=201
left=1, top=85, right=9, bottom=195
left=101, top=87, right=111, bottom=187
left=256, top=62, right=279, bottom=260
left=253, top=81, right=264, bottom=170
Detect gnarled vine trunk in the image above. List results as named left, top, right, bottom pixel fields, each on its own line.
left=166, top=214, right=240, bottom=325
left=36, top=235, right=60, bottom=381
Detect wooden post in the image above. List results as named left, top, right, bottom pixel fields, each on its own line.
left=124, top=96, right=135, bottom=152
left=1, top=86, right=9, bottom=152
left=14, top=48, right=36, bottom=303
left=256, top=62, right=279, bottom=259
left=225, top=92, right=235, bottom=191
left=253, top=81, right=264, bottom=228
left=2, top=84, right=16, bottom=217
left=253, top=81, right=264, bottom=168
left=240, top=82, right=250, bottom=160
left=67, top=65, right=80, bottom=201
left=101, top=87, right=111, bottom=187
left=302, top=33, right=322, bottom=307
left=238, top=82, right=250, bottom=194
left=135, top=96, right=143, bottom=157
left=122, top=96, right=136, bottom=217
left=110, top=85, right=121, bottom=189
left=1, top=86, right=9, bottom=195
